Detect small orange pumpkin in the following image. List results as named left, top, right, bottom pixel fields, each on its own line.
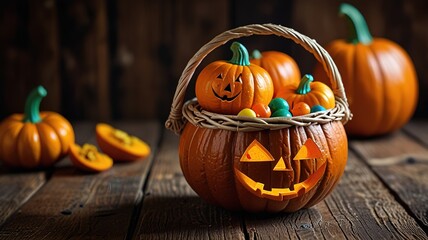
left=250, top=50, right=301, bottom=97
left=69, top=143, right=113, bottom=172
left=313, top=3, right=418, bottom=136
left=0, top=86, right=75, bottom=169
left=276, top=74, right=335, bottom=110
left=195, top=42, right=273, bottom=115
left=96, top=123, right=151, bottom=161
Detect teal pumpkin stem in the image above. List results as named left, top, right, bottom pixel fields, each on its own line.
left=296, top=74, right=313, bottom=95
left=23, top=86, right=47, bottom=123
left=229, top=42, right=250, bottom=66
left=251, top=49, right=262, bottom=60
left=339, top=3, right=373, bottom=45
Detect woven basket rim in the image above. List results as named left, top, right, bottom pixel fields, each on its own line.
left=165, top=23, right=352, bottom=134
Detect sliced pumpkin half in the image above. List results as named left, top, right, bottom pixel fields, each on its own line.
left=70, top=143, right=113, bottom=172
left=95, top=123, right=151, bottom=161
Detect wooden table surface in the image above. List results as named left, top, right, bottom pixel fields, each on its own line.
left=0, top=120, right=427, bottom=239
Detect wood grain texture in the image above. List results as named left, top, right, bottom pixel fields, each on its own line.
left=0, top=169, right=45, bottom=227
left=0, top=121, right=159, bottom=239
left=133, top=130, right=245, bottom=240
left=350, top=130, right=428, bottom=231
left=114, top=0, right=230, bottom=120
left=58, top=0, right=110, bottom=121
left=0, top=1, right=30, bottom=119
left=404, top=120, right=428, bottom=147
left=0, top=122, right=95, bottom=227
left=28, top=0, right=61, bottom=112
left=244, top=151, right=426, bottom=239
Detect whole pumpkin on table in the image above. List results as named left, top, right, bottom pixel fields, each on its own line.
left=0, top=86, right=75, bottom=169
left=313, top=3, right=418, bottom=137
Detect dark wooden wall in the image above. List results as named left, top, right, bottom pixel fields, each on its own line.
left=1, top=0, right=427, bottom=121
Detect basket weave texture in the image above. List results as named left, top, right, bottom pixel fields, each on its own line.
left=165, top=24, right=352, bottom=134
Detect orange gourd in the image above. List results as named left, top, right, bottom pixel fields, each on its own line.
left=250, top=50, right=301, bottom=97
left=291, top=102, right=311, bottom=116
left=313, top=3, right=418, bottom=137
left=195, top=42, right=273, bottom=115
left=179, top=121, right=347, bottom=212
left=96, top=123, right=151, bottom=161
left=69, top=143, right=113, bottom=172
left=276, top=74, right=335, bottom=110
left=0, top=86, right=75, bottom=169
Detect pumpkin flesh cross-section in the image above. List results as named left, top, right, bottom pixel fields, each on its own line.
left=234, top=138, right=325, bottom=201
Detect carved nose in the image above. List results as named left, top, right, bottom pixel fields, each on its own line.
left=273, top=157, right=292, bottom=171
left=224, top=83, right=232, bottom=92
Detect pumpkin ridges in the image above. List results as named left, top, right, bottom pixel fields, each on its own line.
left=17, top=124, right=41, bottom=168
left=42, top=113, right=74, bottom=156
left=181, top=124, right=218, bottom=205
left=251, top=65, right=274, bottom=107
left=203, top=128, right=241, bottom=210
left=0, top=120, right=23, bottom=167
left=178, top=122, right=193, bottom=183
left=303, top=124, right=333, bottom=207
left=284, top=126, right=309, bottom=212
left=351, top=44, right=385, bottom=135
left=369, top=40, right=404, bottom=134
left=375, top=40, right=418, bottom=133
left=305, top=121, right=347, bottom=208
left=36, top=122, right=61, bottom=167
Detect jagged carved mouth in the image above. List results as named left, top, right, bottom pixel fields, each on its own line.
left=212, top=88, right=241, bottom=102
left=234, top=162, right=326, bottom=201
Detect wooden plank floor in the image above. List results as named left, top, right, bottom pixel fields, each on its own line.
left=0, top=120, right=427, bottom=239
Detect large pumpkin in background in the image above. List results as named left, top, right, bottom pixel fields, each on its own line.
left=179, top=121, right=347, bottom=213
left=195, top=42, right=273, bottom=115
left=313, top=3, right=418, bottom=137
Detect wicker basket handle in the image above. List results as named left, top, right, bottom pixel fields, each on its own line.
left=166, top=24, right=350, bottom=134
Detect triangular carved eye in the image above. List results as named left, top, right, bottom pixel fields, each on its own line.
left=294, top=138, right=322, bottom=160
left=240, top=140, right=274, bottom=162
left=235, top=74, right=242, bottom=83
left=217, top=74, right=223, bottom=79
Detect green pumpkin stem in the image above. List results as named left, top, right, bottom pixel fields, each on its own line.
left=23, top=86, right=47, bottom=123
left=296, top=74, right=313, bottom=95
left=339, top=3, right=373, bottom=44
left=251, top=49, right=262, bottom=59
left=229, top=42, right=250, bottom=66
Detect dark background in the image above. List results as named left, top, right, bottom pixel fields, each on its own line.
left=1, top=0, right=427, bottom=122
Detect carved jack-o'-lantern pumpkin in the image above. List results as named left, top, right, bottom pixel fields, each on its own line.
left=179, top=121, right=347, bottom=213
left=195, top=42, right=274, bottom=115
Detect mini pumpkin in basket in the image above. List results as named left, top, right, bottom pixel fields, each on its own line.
left=165, top=24, right=352, bottom=213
